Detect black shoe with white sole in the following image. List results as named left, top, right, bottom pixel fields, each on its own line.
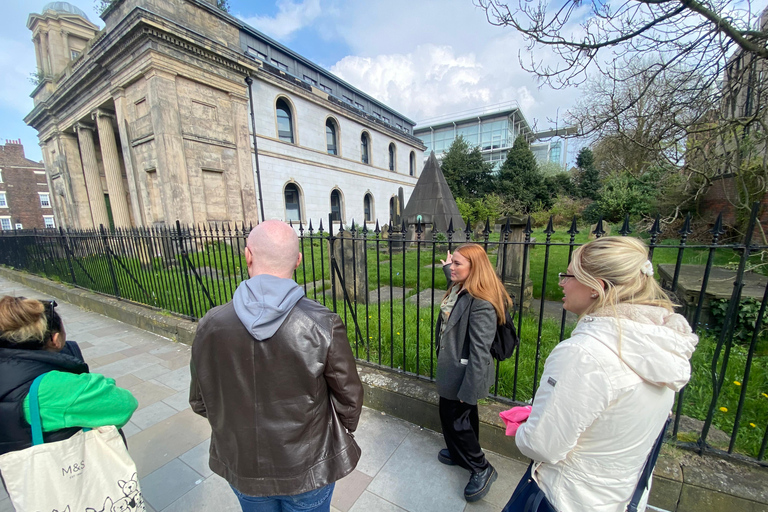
left=464, top=464, right=497, bottom=502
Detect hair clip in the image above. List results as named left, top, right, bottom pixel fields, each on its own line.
left=640, top=260, right=654, bottom=277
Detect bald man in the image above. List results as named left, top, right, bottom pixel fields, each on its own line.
left=189, top=220, right=363, bottom=511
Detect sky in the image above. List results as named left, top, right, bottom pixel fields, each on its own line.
left=0, top=0, right=587, bottom=164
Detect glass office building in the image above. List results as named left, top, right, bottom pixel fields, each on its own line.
left=414, top=103, right=569, bottom=171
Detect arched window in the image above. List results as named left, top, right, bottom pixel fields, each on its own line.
left=330, top=189, right=343, bottom=222
left=326, top=119, right=338, bottom=155
left=410, top=151, right=416, bottom=176
left=276, top=98, right=294, bottom=143
left=284, top=183, right=301, bottom=222
left=388, top=143, right=396, bottom=171
left=364, top=193, right=373, bottom=222
left=360, top=132, right=370, bottom=164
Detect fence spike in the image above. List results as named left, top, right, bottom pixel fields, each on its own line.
left=416, top=219, right=423, bottom=234
left=619, top=214, right=632, bottom=236
left=289, top=219, right=294, bottom=228
left=401, top=219, right=407, bottom=234
left=544, top=216, right=555, bottom=235
left=710, top=213, right=724, bottom=241
left=338, top=221, right=345, bottom=234
left=374, top=220, right=380, bottom=234
left=464, top=218, right=472, bottom=240
left=318, top=218, right=324, bottom=233
left=679, top=212, right=692, bottom=237
left=362, top=220, right=368, bottom=234
left=447, top=218, right=455, bottom=235
left=298, top=220, right=304, bottom=235
left=593, top=216, right=606, bottom=238
left=568, top=216, right=579, bottom=235
left=502, top=217, right=511, bottom=235
left=649, top=214, right=662, bottom=238
left=350, top=219, right=356, bottom=233
left=483, top=217, right=491, bottom=236
left=524, top=216, right=533, bottom=236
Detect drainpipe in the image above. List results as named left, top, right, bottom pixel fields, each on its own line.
left=245, top=75, right=265, bottom=223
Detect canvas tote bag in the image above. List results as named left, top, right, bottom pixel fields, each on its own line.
left=0, top=374, right=145, bottom=512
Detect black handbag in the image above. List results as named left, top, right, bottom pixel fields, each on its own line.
left=503, top=416, right=671, bottom=512
left=502, top=463, right=556, bottom=512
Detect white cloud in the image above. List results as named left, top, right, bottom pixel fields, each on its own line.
left=238, top=0, right=322, bottom=41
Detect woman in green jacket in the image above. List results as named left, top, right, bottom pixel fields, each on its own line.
left=0, top=296, right=138, bottom=456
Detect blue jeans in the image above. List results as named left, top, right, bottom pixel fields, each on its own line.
left=230, top=483, right=335, bottom=512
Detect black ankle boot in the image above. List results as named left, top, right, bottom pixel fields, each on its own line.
left=438, top=448, right=455, bottom=466
left=464, top=464, right=497, bottom=502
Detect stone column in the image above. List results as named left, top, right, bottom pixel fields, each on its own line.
left=111, top=88, right=144, bottom=226
left=74, top=122, right=110, bottom=228
left=94, top=109, right=131, bottom=228
left=145, top=69, right=194, bottom=226
left=496, top=216, right=533, bottom=311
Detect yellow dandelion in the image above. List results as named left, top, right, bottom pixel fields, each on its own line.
left=750, top=423, right=757, bottom=428
left=719, top=407, right=728, bottom=413
left=734, top=381, right=741, bottom=386
left=397, top=332, right=401, bottom=335
left=763, top=393, right=768, bottom=399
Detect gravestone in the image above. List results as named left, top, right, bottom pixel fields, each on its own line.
left=495, top=216, right=533, bottom=311
left=331, top=231, right=368, bottom=304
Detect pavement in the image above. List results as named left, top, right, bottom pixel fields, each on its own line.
left=0, top=277, right=528, bottom=512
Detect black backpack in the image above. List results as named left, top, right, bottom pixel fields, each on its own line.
left=462, top=297, right=519, bottom=362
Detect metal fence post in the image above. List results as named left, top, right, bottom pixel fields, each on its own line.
left=99, top=224, right=120, bottom=298
left=176, top=220, right=197, bottom=319
left=60, top=226, right=77, bottom=285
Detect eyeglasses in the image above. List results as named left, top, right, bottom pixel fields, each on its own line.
left=557, top=273, right=576, bottom=285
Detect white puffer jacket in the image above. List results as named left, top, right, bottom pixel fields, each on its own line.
left=516, top=304, right=698, bottom=512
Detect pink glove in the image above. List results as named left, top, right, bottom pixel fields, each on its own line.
left=499, top=406, right=532, bottom=436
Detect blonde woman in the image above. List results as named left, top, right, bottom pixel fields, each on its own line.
left=0, top=296, right=137, bottom=456
left=504, top=237, right=698, bottom=512
left=436, top=243, right=513, bottom=502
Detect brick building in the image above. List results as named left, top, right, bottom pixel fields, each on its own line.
left=0, top=140, right=55, bottom=230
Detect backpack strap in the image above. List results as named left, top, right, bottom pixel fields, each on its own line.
left=626, top=416, right=671, bottom=512
left=28, top=374, right=47, bottom=446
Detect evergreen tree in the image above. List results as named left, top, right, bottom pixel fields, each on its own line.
left=576, top=147, right=601, bottom=200
left=440, top=136, right=496, bottom=199
left=498, top=135, right=550, bottom=212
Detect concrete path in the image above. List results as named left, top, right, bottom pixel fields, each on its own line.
left=0, top=277, right=527, bottom=512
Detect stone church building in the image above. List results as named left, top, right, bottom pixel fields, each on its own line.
left=25, top=0, right=424, bottom=229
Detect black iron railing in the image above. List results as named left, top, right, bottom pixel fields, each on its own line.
left=1, top=206, right=767, bottom=465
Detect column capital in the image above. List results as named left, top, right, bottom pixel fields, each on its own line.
left=74, top=122, right=96, bottom=133
left=111, top=87, right=126, bottom=99
left=92, top=109, right=116, bottom=122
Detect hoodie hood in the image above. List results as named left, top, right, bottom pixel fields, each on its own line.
left=233, top=274, right=305, bottom=340
left=572, top=304, right=698, bottom=391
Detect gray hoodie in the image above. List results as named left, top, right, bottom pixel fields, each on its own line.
left=232, top=274, right=305, bottom=340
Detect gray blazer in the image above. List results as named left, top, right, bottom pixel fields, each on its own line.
left=435, top=265, right=496, bottom=405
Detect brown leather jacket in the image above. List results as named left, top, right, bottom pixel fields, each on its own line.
left=189, top=297, right=363, bottom=496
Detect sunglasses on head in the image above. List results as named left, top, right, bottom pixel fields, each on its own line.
left=41, top=299, right=58, bottom=331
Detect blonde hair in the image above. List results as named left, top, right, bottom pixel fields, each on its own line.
left=0, top=296, right=54, bottom=347
left=446, top=244, right=513, bottom=324
left=571, top=237, right=676, bottom=317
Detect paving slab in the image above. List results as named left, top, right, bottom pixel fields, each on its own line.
left=179, top=439, right=213, bottom=478
left=141, top=459, right=204, bottom=511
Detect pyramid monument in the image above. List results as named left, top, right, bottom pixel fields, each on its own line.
left=402, top=152, right=466, bottom=239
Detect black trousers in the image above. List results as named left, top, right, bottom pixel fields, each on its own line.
left=439, top=397, right=489, bottom=473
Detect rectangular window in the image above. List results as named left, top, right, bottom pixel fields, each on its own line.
left=0, top=192, right=6, bottom=208
left=319, top=84, right=332, bottom=94
left=355, top=102, right=365, bottom=111
left=383, top=117, right=390, bottom=124
left=373, top=112, right=381, bottom=120
left=39, top=192, right=51, bottom=208
left=43, top=216, right=55, bottom=228
left=342, top=95, right=354, bottom=104
left=70, top=49, right=81, bottom=60
left=0, top=169, right=3, bottom=183
left=303, top=75, right=318, bottom=86
left=271, top=59, right=288, bottom=71
left=15, top=223, right=22, bottom=230
left=246, top=47, right=267, bottom=60
left=0, top=217, right=10, bottom=230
